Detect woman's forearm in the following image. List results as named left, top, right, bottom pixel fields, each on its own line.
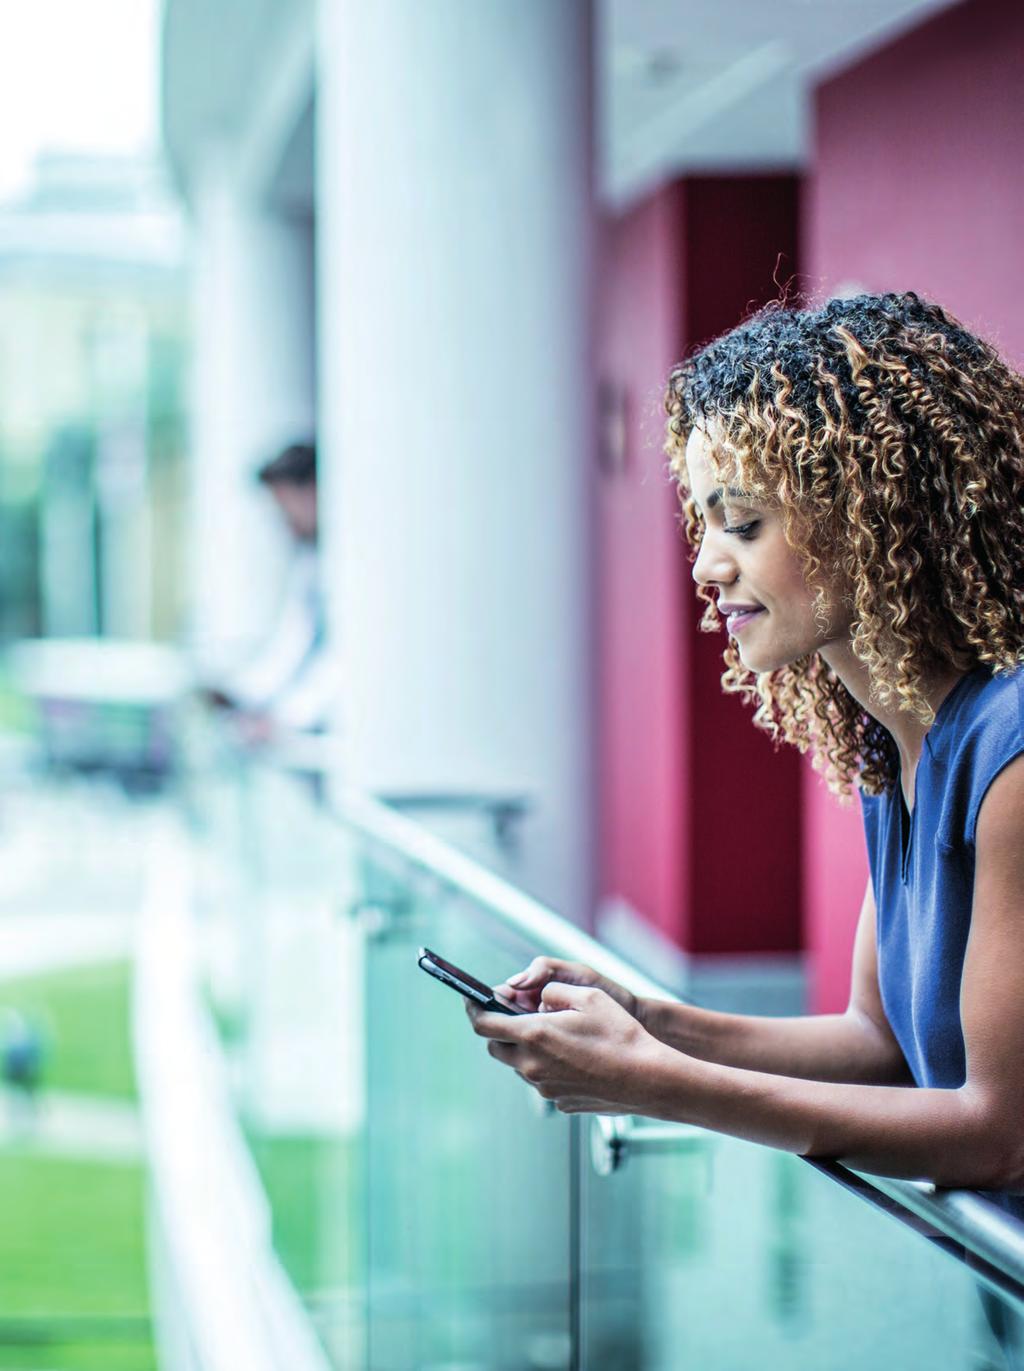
left=638, top=998, right=912, bottom=1085
left=637, top=1045, right=1018, bottom=1190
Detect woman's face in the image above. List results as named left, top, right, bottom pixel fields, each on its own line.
left=684, top=425, right=852, bottom=673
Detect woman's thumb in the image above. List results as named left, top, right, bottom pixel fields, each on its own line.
left=508, top=957, right=551, bottom=988
left=539, top=980, right=583, bottom=1013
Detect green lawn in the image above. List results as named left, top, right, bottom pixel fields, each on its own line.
left=0, top=960, right=154, bottom=1369
left=0, top=960, right=137, bottom=1100
left=0, top=1153, right=153, bottom=1370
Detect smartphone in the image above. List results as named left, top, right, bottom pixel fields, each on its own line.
left=417, top=947, right=529, bottom=1015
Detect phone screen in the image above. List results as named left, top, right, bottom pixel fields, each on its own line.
left=418, top=947, right=528, bottom=1014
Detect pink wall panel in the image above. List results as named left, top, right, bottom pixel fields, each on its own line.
left=802, top=764, right=868, bottom=1013
left=808, top=0, right=1024, bottom=367
left=805, top=0, right=1024, bottom=1007
left=597, top=185, right=690, bottom=945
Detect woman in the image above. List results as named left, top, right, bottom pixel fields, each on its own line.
left=468, top=291, right=1024, bottom=1200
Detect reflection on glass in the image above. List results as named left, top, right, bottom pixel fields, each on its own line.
left=361, top=857, right=573, bottom=1370
left=197, top=753, right=1024, bottom=1371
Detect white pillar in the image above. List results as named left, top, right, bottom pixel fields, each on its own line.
left=189, top=150, right=317, bottom=674
left=317, top=1, right=596, bottom=922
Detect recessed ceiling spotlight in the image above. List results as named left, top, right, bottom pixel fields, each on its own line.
left=646, top=48, right=682, bottom=83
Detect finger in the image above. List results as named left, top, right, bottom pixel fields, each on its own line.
left=493, top=982, right=542, bottom=1012
left=540, top=980, right=595, bottom=1013
left=506, top=956, right=559, bottom=988
left=464, top=996, right=498, bottom=1024
left=487, top=1040, right=519, bottom=1067
left=467, top=995, right=524, bottom=1023
left=493, top=980, right=524, bottom=999
left=469, top=1008, right=534, bottom=1042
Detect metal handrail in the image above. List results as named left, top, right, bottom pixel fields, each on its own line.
left=329, top=783, right=677, bottom=1006
left=248, top=746, right=1024, bottom=1299
left=818, top=1165, right=1024, bottom=1294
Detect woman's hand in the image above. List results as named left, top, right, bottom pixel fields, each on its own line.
left=493, top=957, right=643, bottom=1022
left=466, top=982, right=671, bottom=1115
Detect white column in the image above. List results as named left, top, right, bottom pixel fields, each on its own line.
left=317, top=1, right=596, bottom=922
left=189, top=149, right=317, bottom=674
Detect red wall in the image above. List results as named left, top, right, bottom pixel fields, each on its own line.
left=684, top=179, right=803, bottom=955
left=808, top=0, right=1024, bottom=371
left=597, top=185, right=690, bottom=948
left=804, top=0, right=1024, bottom=1008
left=598, top=177, right=803, bottom=957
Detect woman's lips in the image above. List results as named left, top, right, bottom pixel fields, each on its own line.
left=725, top=608, right=766, bottom=635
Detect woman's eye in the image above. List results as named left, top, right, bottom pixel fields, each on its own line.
left=722, top=520, right=760, bottom=540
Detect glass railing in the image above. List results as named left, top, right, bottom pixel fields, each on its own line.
left=177, top=734, right=1024, bottom=1371
left=177, top=726, right=363, bottom=1368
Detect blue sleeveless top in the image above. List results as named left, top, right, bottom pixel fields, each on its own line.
left=860, top=665, right=1024, bottom=1210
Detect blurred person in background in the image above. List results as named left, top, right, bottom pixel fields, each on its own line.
left=1, top=1009, right=46, bottom=1132
left=203, top=441, right=338, bottom=740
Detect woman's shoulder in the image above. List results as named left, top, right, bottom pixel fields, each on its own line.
left=931, top=664, right=1024, bottom=846
left=941, top=664, right=1024, bottom=746
left=859, top=666, right=1024, bottom=820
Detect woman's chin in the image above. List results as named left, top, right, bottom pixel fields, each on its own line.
left=739, top=654, right=770, bottom=674
left=734, top=642, right=790, bottom=675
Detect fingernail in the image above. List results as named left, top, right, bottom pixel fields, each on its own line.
left=507, top=972, right=527, bottom=985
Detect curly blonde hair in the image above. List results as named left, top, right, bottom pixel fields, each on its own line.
left=664, top=292, right=1024, bottom=796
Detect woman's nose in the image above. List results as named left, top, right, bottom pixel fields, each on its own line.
left=692, top=530, right=737, bottom=587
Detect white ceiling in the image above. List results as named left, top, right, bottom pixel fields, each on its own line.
left=601, top=0, right=959, bottom=207
left=162, top=0, right=960, bottom=214
left=161, top=0, right=313, bottom=207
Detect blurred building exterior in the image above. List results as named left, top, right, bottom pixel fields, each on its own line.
left=0, top=153, right=187, bottom=643
left=162, top=0, right=1022, bottom=1007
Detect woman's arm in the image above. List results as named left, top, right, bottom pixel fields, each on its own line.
left=471, top=756, right=1024, bottom=1190
left=640, top=881, right=911, bottom=1085
left=501, top=883, right=911, bottom=1086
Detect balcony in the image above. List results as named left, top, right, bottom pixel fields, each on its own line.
left=125, top=724, right=1024, bottom=1370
